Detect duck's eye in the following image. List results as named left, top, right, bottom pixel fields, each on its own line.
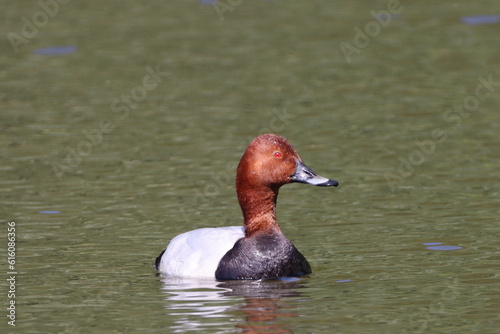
left=273, top=151, right=283, bottom=158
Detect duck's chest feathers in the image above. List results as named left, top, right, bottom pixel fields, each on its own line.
left=215, top=232, right=311, bottom=280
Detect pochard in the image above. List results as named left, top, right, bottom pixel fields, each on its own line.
left=155, top=134, right=338, bottom=280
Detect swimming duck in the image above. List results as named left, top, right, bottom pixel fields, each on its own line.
left=156, top=134, right=338, bottom=280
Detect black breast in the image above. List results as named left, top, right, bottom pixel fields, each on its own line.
left=215, top=232, right=311, bottom=280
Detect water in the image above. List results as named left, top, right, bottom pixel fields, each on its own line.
left=1, top=1, right=500, bottom=333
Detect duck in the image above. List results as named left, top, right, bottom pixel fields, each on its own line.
left=155, top=133, right=338, bottom=280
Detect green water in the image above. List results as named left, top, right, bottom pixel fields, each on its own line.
left=1, top=1, right=500, bottom=333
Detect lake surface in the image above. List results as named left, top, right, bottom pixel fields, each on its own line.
left=1, top=1, right=499, bottom=333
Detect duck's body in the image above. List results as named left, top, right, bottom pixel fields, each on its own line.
left=156, top=134, right=338, bottom=280
left=156, top=226, right=244, bottom=279
left=215, top=229, right=311, bottom=280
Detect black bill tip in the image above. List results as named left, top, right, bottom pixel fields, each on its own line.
left=291, top=159, right=339, bottom=187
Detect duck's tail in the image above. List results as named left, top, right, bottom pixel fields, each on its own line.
left=155, top=249, right=166, bottom=270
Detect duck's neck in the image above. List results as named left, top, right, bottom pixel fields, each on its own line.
left=237, top=184, right=282, bottom=237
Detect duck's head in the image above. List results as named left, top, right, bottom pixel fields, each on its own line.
left=236, top=134, right=338, bottom=192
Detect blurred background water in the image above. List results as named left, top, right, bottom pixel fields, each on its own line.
left=1, top=1, right=499, bottom=333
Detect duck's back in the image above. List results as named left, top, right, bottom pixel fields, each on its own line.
left=156, top=226, right=244, bottom=279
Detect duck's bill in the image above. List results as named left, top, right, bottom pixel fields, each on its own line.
left=291, top=159, right=339, bottom=187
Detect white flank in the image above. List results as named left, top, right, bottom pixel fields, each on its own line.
left=157, top=226, right=245, bottom=279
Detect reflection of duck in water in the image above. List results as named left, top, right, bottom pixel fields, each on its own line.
left=236, top=297, right=296, bottom=334
left=160, top=277, right=304, bottom=334
left=156, top=134, right=338, bottom=280
left=223, top=280, right=302, bottom=334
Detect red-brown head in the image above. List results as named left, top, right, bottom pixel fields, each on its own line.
left=235, top=134, right=338, bottom=234
left=236, top=134, right=338, bottom=192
